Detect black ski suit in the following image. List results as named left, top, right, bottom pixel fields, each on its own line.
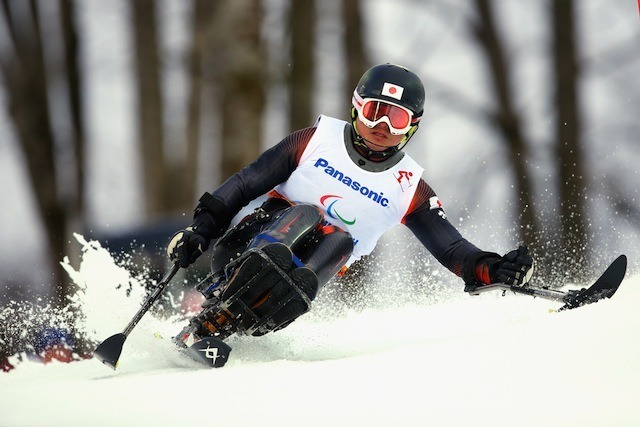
left=197, top=123, right=499, bottom=287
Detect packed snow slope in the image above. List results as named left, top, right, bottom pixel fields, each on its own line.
left=1, top=237, right=638, bottom=427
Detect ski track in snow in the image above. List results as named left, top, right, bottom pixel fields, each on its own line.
left=1, top=236, right=639, bottom=427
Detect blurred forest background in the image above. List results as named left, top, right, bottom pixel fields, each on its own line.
left=0, top=0, right=638, bottom=311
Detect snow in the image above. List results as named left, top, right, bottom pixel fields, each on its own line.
left=1, top=236, right=638, bottom=427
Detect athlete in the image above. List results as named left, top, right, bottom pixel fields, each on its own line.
left=167, top=64, right=534, bottom=346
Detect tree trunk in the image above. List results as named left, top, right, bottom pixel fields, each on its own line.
left=470, top=0, right=541, bottom=257
left=0, top=0, right=70, bottom=307
left=130, top=0, right=167, bottom=216
left=60, top=0, right=86, bottom=223
left=183, top=0, right=218, bottom=205
left=288, top=0, right=315, bottom=131
left=552, top=0, right=589, bottom=278
left=342, top=0, right=369, bottom=99
left=212, top=0, right=266, bottom=179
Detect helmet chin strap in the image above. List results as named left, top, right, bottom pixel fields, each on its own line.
left=352, top=132, right=401, bottom=161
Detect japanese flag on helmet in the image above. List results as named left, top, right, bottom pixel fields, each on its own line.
left=381, top=82, right=404, bottom=100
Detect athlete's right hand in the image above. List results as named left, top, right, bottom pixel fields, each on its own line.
left=490, top=245, right=534, bottom=286
left=167, top=226, right=210, bottom=268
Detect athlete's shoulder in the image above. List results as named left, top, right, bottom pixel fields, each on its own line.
left=313, top=114, right=349, bottom=128
left=403, top=179, right=443, bottom=219
left=276, top=126, right=317, bottom=165
left=280, top=115, right=346, bottom=164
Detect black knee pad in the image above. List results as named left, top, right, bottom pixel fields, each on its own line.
left=215, top=243, right=319, bottom=337
left=221, top=243, right=294, bottom=302
left=253, top=267, right=319, bottom=335
left=249, top=267, right=319, bottom=335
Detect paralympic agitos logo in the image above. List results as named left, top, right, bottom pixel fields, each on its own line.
left=320, top=194, right=356, bottom=225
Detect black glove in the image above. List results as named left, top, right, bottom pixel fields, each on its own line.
left=167, top=212, right=217, bottom=268
left=490, top=245, right=534, bottom=286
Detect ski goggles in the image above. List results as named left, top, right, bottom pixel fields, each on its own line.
left=352, top=91, right=419, bottom=135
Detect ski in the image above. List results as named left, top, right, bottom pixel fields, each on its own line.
left=155, top=331, right=233, bottom=368
left=184, top=336, right=232, bottom=368
left=466, top=255, right=627, bottom=310
left=557, top=254, right=627, bottom=311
